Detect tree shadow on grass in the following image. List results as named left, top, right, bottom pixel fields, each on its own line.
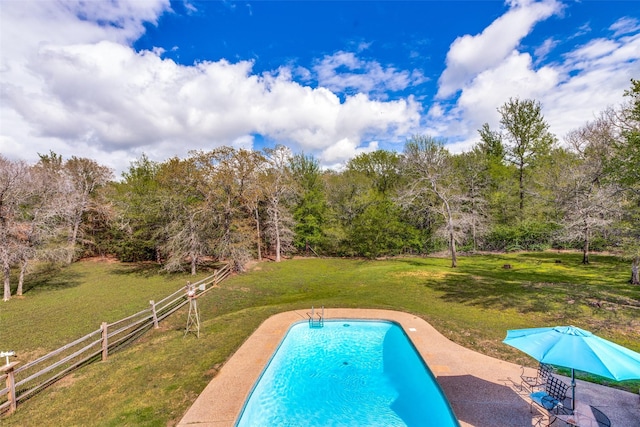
left=109, top=262, right=164, bottom=277
left=394, top=258, right=433, bottom=267
left=422, top=271, right=630, bottom=321
left=110, top=260, right=226, bottom=278
left=391, top=255, right=630, bottom=315
left=395, top=253, right=628, bottom=287
left=420, top=273, right=575, bottom=315
left=437, top=375, right=537, bottom=427
left=20, top=268, right=84, bottom=294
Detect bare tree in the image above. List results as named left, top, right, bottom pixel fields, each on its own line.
left=10, top=154, right=77, bottom=295
left=154, top=157, right=210, bottom=275
left=401, top=135, right=462, bottom=267
left=192, top=148, right=257, bottom=271
left=242, top=162, right=267, bottom=261
left=62, top=157, right=113, bottom=263
left=263, top=146, right=296, bottom=262
left=0, top=156, right=30, bottom=301
left=227, top=149, right=267, bottom=262
left=15, top=162, right=48, bottom=295
left=1, top=153, right=84, bottom=298
left=554, top=118, right=621, bottom=264
left=162, top=209, right=208, bottom=275
left=455, top=148, right=490, bottom=252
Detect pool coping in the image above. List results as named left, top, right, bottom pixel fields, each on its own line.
left=177, top=309, right=640, bottom=427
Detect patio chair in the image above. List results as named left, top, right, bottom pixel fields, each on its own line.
left=520, top=363, right=553, bottom=392
left=530, top=375, right=570, bottom=426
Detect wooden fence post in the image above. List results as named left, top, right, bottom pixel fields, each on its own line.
left=150, top=300, right=159, bottom=329
left=1, top=361, right=19, bottom=414
left=101, top=322, right=108, bottom=361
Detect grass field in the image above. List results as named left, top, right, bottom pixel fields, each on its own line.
left=1, top=252, right=639, bottom=426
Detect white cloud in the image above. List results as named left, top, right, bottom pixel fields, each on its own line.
left=429, top=51, right=561, bottom=146
left=457, top=51, right=559, bottom=119
left=3, top=0, right=638, bottom=178
left=3, top=43, right=421, bottom=168
left=565, top=39, right=621, bottom=63
left=609, top=17, right=640, bottom=37
left=432, top=7, right=640, bottom=153
left=321, top=138, right=379, bottom=163
left=313, top=51, right=427, bottom=97
left=569, top=22, right=592, bottom=40
left=0, top=1, right=421, bottom=175
left=544, top=32, right=640, bottom=138
left=534, top=37, right=559, bottom=62
left=436, top=0, right=562, bottom=98
left=428, top=104, right=444, bottom=119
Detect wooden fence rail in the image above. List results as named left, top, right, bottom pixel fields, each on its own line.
left=0, top=264, right=230, bottom=415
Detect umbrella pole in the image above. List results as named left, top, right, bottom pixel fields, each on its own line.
left=571, top=369, right=576, bottom=411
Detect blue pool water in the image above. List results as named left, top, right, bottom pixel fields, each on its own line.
left=235, top=320, right=460, bottom=427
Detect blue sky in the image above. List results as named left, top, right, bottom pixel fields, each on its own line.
left=1, top=1, right=639, bottom=176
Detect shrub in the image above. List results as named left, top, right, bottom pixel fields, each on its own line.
left=484, top=221, right=560, bottom=251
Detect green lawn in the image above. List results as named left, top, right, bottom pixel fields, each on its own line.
left=1, top=253, right=639, bottom=426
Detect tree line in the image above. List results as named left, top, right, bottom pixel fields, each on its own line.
left=2, top=81, right=639, bottom=301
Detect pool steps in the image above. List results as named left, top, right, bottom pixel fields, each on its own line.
left=307, top=306, right=324, bottom=328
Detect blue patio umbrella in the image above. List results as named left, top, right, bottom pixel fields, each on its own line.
left=503, top=325, right=640, bottom=410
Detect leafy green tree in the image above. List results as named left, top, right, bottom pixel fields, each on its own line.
left=347, top=150, right=402, bottom=196
left=607, top=79, right=640, bottom=283
left=340, top=150, right=420, bottom=258
left=290, top=153, right=327, bottom=255
left=348, top=199, right=421, bottom=258
left=112, top=154, right=162, bottom=262
left=609, top=79, right=640, bottom=195
left=478, top=122, right=506, bottom=162
left=497, top=98, right=556, bottom=215
left=477, top=123, right=519, bottom=224
left=321, top=170, right=366, bottom=255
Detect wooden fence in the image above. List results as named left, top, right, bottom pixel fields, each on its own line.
left=0, top=264, right=231, bottom=415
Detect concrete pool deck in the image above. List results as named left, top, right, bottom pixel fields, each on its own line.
left=177, top=309, right=640, bottom=427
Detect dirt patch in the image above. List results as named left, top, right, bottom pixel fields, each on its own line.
left=51, top=372, right=78, bottom=389
left=204, top=363, right=223, bottom=379
left=14, top=347, right=50, bottom=362
left=397, top=270, right=461, bottom=279
left=80, top=256, right=120, bottom=264
left=244, top=260, right=259, bottom=270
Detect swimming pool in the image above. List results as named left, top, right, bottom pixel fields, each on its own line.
left=235, top=320, right=460, bottom=426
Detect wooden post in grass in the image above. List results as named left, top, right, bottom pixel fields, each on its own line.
left=1, top=361, right=19, bottom=414
left=150, top=300, right=159, bottom=329
left=101, top=322, right=108, bottom=361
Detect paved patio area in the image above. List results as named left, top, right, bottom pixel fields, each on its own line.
left=178, top=309, right=640, bottom=427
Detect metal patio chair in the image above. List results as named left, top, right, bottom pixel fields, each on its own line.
left=530, top=375, right=571, bottom=426
left=521, top=363, right=553, bottom=392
